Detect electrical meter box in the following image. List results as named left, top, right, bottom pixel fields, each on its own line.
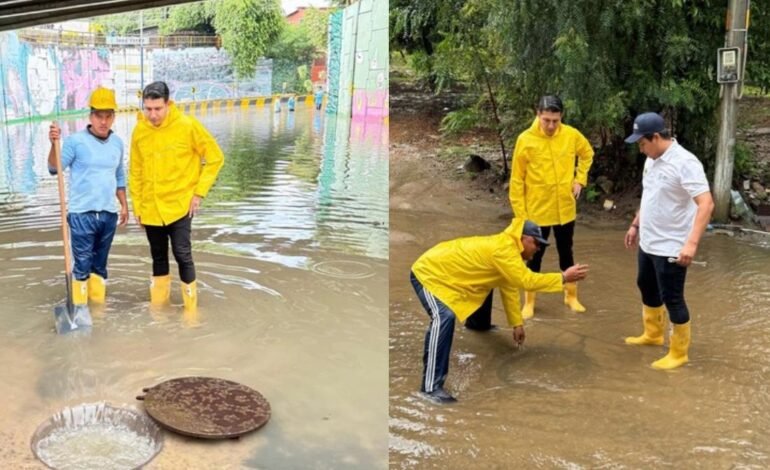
left=717, top=47, right=741, bottom=84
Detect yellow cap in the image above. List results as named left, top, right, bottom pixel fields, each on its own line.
left=88, top=87, right=118, bottom=111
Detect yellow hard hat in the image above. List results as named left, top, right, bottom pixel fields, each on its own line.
left=89, top=87, right=118, bottom=111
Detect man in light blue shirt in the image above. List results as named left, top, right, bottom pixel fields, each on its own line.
left=48, top=87, right=128, bottom=308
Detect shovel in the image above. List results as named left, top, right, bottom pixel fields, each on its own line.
left=51, top=131, right=91, bottom=334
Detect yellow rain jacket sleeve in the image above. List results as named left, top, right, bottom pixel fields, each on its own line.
left=411, top=219, right=563, bottom=326
left=129, top=102, right=224, bottom=226
left=509, top=117, right=594, bottom=226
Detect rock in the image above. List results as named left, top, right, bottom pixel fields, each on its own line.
left=603, top=199, right=615, bottom=211
left=744, top=180, right=751, bottom=190
left=593, top=175, right=614, bottom=194
left=752, top=182, right=767, bottom=200
left=463, top=154, right=491, bottom=173
left=502, top=182, right=510, bottom=192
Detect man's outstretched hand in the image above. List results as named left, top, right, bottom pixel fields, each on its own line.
left=563, top=264, right=589, bottom=283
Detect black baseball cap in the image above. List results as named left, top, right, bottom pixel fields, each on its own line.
left=625, top=112, right=665, bottom=143
left=523, top=220, right=550, bottom=246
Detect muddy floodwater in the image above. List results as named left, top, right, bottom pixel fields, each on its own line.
left=390, top=205, right=770, bottom=468
left=0, top=102, right=388, bottom=468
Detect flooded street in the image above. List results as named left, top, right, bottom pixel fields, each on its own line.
left=390, top=205, right=770, bottom=468
left=0, top=103, right=388, bottom=468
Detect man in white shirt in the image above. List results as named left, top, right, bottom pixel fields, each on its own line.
left=622, top=112, right=714, bottom=370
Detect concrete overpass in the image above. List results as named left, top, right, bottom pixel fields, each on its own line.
left=0, top=0, right=200, bottom=32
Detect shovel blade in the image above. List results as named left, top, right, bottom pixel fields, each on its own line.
left=54, top=304, right=78, bottom=334
left=71, top=305, right=93, bottom=327
left=54, top=304, right=92, bottom=334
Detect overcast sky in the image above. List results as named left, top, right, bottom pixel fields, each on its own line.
left=281, top=0, right=331, bottom=14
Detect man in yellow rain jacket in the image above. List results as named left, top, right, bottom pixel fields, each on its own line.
left=410, top=219, right=589, bottom=403
left=509, top=95, right=594, bottom=318
left=129, top=81, right=224, bottom=312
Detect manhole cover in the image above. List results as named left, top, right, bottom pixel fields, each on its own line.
left=137, top=377, right=270, bottom=439
left=31, top=402, right=163, bottom=470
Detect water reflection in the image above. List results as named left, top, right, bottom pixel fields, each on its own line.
left=389, top=206, right=770, bottom=469
left=0, top=103, right=389, bottom=469
left=0, top=103, right=388, bottom=263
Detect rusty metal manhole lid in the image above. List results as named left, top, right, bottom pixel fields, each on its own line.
left=137, top=377, right=270, bottom=439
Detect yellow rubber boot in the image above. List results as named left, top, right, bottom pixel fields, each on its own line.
left=182, top=281, right=197, bottom=311
left=522, top=292, right=536, bottom=319
left=563, top=282, right=586, bottom=312
left=150, top=275, right=171, bottom=305
left=652, top=322, right=690, bottom=370
left=625, top=305, right=667, bottom=346
left=87, top=274, right=106, bottom=303
left=72, top=279, right=89, bottom=305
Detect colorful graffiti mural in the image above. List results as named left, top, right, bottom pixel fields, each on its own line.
left=60, top=49, right=111, bottom=110
left=324, top=0, right=388, bottom=120
left=0, top=31, right=273, bottom=124
left=152, top=49, right=272, bottom=100
left=326, top=11, right=343, bottom=115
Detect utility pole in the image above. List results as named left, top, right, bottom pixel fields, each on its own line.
left=140, top=10, right=145, bottom=93
left=713, top=0, right=750, bottom=222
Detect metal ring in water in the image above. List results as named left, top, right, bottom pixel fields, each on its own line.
left=310, top=260, right=375, bottom=279
left=31, top=402, right=163, bottom=470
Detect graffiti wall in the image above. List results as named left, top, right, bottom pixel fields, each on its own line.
left=0, top=31, right=272, bottom=124
left=326, top=11, right=343, bottom=115
left=325, top=0, right=388, bottom=120
left=152, top=49, right=272, bottom=101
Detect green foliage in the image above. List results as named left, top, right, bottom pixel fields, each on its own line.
left=92, top=7, right=167, bottom=35
left=299, top=8, right=333, bottom=55
left=159, top=2, right=216, bottom=34
left=733, top=141, right=755, bottom=178
left=746, top=3, right=770, bottom=93
left=440, top=108, right=483, bottom=135
left=213, top=0, right=283, bottom=78
left=391, top=0, right=770, bottom=184
left=266, top=23, right=316, bottom=63
left=93, top=1, right=284, bottom=79
left=584, top=184, right=600, bottom=203
left=263, top=7, right=334, bottom=93
left=296, top=65, right=313, bottom=93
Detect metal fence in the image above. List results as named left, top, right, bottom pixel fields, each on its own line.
left=17, top=29, right=219, bottom=49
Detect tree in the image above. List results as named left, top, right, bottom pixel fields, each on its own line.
left=159, top=2, right=216, bottom=34
left=393, top=0, right=770, bottom=185
left=265, top=7, right=334, bottom=93
left=212, top=0, right=283, bottom=78
left=298, top=8, right=333, bottom=57
left=95, top=1, right=283, bottom=78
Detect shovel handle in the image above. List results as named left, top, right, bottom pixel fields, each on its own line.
left=53, top=135, right=72, bottom=276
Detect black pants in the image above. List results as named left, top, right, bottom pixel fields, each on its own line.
left=527, top=221, right=575, bottom=272
left=144, top=216, right=195, bottom=284
left=637, top=248, right=689, bottom=324
left=464, top=291, right=494, bottom=330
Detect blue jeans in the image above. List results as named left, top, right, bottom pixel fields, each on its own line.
left=637, top=248, right=689, bottom=324
left=67, top=211, right=118, bottom=281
